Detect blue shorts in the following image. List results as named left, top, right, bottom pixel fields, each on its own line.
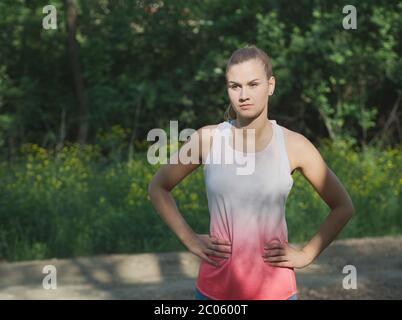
left=195, top=287, right=298, bottom=300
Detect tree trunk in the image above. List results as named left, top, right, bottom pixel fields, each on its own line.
left=57, top=108, right=67, bottom=151
left=64, top=0, right=89, bottom=145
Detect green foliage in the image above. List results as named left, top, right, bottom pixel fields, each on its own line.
left=0, top=139, right=400, bottom=262
left=0, top=1, right=401, bottom=148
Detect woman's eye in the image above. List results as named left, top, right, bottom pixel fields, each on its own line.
left=250, top=83, right=258, bottom=87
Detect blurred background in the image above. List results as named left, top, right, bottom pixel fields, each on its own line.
left=0, top=0, right=401, bottom=299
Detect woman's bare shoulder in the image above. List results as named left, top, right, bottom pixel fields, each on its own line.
left=280, top=125, right=315, bottom=173
left=281, top=125, right=307, bottom=145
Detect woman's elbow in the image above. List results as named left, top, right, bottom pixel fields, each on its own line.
left=342, top=201, right=355, bottom=217
left=148, top=177, right=160, bottom=197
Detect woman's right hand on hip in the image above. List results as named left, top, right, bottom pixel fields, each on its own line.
left=185, top=233, right=232, bottom=267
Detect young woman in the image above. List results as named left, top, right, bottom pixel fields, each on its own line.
left=148, top=45, right=355, bottom=300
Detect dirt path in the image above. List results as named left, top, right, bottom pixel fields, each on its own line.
left=0, top=235, right=401, bottom=299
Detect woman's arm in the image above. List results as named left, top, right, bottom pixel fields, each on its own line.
left=147, top=129, right=202, bottom=246
left=148, top=125, right=231, bottom=266
left=264, top=133, right=355, bottom=268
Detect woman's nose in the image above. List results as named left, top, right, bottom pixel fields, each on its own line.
left=239, top=88, right=250, bottom=101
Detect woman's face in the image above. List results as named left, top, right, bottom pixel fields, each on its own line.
left=226, top=58, right=275, bottom=119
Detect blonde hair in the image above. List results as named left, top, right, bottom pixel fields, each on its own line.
left=223, top=44, right=273, bottom=121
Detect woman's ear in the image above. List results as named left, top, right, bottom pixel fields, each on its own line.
left=268, top=76, right=275, bottom=95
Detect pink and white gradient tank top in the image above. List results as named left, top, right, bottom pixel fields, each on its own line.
left=196, top=119, right=297, bottom=300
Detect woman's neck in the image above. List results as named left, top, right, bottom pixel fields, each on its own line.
left=233, top=112, right=271, bottom=141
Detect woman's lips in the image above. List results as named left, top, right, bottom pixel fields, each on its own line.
left=240, top=104, right=253, bottom=109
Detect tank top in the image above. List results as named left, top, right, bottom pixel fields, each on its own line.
left=195, top=118, right=297, bottom=300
